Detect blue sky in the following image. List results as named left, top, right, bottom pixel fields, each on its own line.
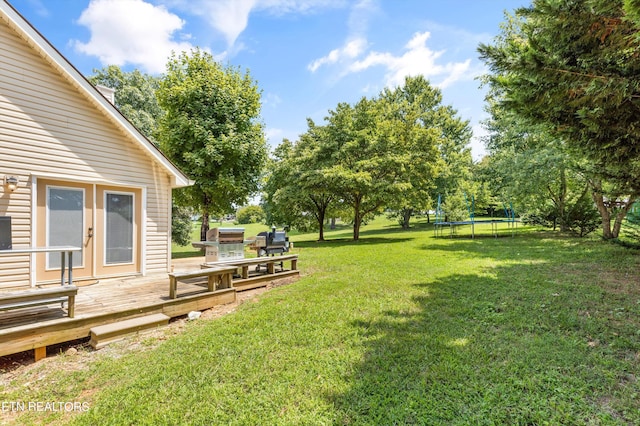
left=9, top=0, right=529, bottom=160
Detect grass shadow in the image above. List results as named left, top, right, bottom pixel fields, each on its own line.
left=328, top=258, right=640, bottom=424
left=293, top=237, right=414, bottom=249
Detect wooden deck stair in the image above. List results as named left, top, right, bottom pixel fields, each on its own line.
left=89, top=313, right=170, bottom=349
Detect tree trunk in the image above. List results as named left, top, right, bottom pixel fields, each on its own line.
left=353, top=198, right=362, bottom=241
left=591, top=180, right=613, bottom=239
left=200, top=212, right=209, bottom=241
left=353, top=219, right=361, bottom=240
left=612, top=199, right=636, bottom=238
left=200, top=194, right=211, bottom=241
left=330, top=218, right=336, bottom=229
left=401, top=208, right=413, bottom=230
left=317, top=207, right=326, bottom=242
left=558, top=166, right=569, bottom=232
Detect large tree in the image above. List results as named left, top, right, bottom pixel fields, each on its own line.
left=156, top=49, right=267, bottom=240
left=320, top=97, right=413, bottom=240
left=378, top=76, right=471, bottom=229
left=88, top=65, right=163, bottom=142
left=264, top=127, right=340, bottom=241
left=266, top=76, right=469, bottom=240
left=481, top=104, right=599, bottom=235
left=478, top=0, right=640, bottom=238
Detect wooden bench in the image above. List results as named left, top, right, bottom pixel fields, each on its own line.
left=0, top=286, right=78, bottom=318
left=202, top=254, right=298, bottom=279
left=168, top=266, right=237, bottom=299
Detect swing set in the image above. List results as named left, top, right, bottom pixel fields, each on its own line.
left=434, top=194, right=519, bottom=238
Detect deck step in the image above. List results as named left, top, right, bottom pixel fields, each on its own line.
left=89, top=313, right=170, bottom=349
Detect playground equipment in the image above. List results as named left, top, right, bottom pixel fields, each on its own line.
left=434, top=194, right=519, bottom=238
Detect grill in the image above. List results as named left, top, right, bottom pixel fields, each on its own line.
left=192, top=227, right=245, bottom=262
left=252, top=227, right=290, bottom=257
left=207, top=228, right=244, bottom=244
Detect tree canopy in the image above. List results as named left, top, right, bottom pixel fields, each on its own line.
left=156, top=49, right=267, bottom=239
left=480, top=103, right=599, bottom=235
left=478, top=0, right=640, bottom=238
left=265, top=76, right=471, bottom=240
left=88, top=65, right=163, bottom=142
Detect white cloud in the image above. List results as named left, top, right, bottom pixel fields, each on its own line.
left=347, top=0, right=378, bottom=35
left=308, top=38, right=367, bottom=72
left=348, top=31, right=472, bottom=89
left=307, top=0, right=376, bottom=72
left=164, top=0, right=346, bottom=48
left=263, top=92, right=283, bottom=108
left=265, top=127, right=284, bottom=145
left=73, top=0, right=196, bottom=74
left=181, top=0, right=257, bottom=46
left=26, top=0, right=49, bottom=17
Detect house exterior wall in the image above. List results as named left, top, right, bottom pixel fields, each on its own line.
left=0, top=18, right=173, bottom=288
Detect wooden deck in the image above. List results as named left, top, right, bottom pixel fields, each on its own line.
left=0, top=256, right=299, bottom=359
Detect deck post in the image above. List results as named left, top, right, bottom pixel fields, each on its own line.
left=221, top=272, right=232, bottom=289
left=34, top=346, right=46, bottom=361
left=68, top=294, right=75, bottom=318
left=60, top=252, right=65, bottom=287
left=169, top=277, right=177, bottom=299
left=207, top=274, right=216, bottom=292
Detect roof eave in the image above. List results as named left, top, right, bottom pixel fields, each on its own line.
left=0, top=0, right=192, bottom=189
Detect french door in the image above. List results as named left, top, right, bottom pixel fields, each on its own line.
left=36, top=180, right=141, bottom=283
left=95, top=186, right=141, bottom=276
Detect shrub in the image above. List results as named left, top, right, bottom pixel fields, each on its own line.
left=172, top=206, right=193, bottom=246
left=566, top=191, right=600, bottom=237
left=237, top=205, right=265, bottom=224
left=442, top=193, right=469, bottom=222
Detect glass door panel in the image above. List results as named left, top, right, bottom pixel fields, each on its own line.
left=47, top=187, right=84, bottom=269
left=105, top=192, right=134, bottom=265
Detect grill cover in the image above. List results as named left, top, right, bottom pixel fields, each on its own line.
left=206, top=228, right=245, bottom=243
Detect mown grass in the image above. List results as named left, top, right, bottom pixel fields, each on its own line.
left=3, top=218, right=640, bottom=425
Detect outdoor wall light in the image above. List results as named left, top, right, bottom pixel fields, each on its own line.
left=4, top=176, right=18, bottom=192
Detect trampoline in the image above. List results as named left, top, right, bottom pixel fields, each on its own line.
left=433, top=194, right=519, bottom=239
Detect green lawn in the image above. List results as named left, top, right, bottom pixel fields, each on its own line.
left=3, top=218, right=640, bottom=425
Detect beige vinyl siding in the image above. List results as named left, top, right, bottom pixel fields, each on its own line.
left=0, top=19, right=173, bottom=288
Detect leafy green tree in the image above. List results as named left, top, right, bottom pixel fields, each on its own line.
left=430, top=105, right=476, bottom=223
left=320, top=98, right=413, bottom=240
left=266, top=77, right=470, bottom=240
left=262, top=140, right=303, bottom=229
left=171, top=206, right=193, bottom=246
left=236, top=205, right=265, bottom=224
left=481, top=101, right=597, bottom=233
left=441, top=191, right=469, bottom=222
left=378, top=76, right=471, bottom=229
left=88, top=65, right=163, bottom=142
left=264, top=130, right=340, bottom=241
left=156, top=49, right=267, bottom=240
left=478, top=1, right=640, bottom=238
